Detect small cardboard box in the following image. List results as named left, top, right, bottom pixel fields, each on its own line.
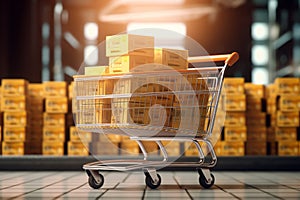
left=1, top=79, right=28, bottom=96
left=223, top=78, right=245, bottom=94
left=274, top=78, right=300, bottom=94
left=43, top=127, right=65, bottom=142
left=4, top=111, right=27, bottom=127
left=277, top=141, right=299, bottom=156
left=45, top=97, right=68, bottom=113
left=224, top=111, right=246, bottom=126
left=278, top=95, right=300, bottom=111
left=69, top=126, right=92, bottom=142
left=275, top=127, right=297, bottom=141
left=67, top=141, right=89, bottom=156
left=224, top=126, right=247, bottom=141
left=154, top=48, right=188, bottom=70
left=2, top=141, right=24, bottom=155
left=106, top=34, right=154, bottom=57
left=223, top=94, right=246, bottom=111
left=244, top=83, right=265, bottom=98
left=43, top=113, right=65, bottom=127
left=42, top=141, right=64, bottom=156
left=277, top=111, right=299, bottom=127
left=109, top=55, right=154, bottom=74
left=1, top=96, right=27, bottom=111
left=3, top=126, right=27, bottom=142
left=43, top=81, right=67, bottom=97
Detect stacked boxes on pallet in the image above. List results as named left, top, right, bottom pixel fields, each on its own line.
left=273, top=78, right=300, bottom=156
left=42, top=82, right=67, bottom=155
left=26, top=83, right=44, bottom=154
left=244, top=83, right=268, bottom=155
left=1, top=79, right=28, bottom=155
left=214, top=78, right=246, bottom=156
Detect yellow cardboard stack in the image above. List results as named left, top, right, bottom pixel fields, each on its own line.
left=274, top=78, right=300, bottom=156
left=1, top=79, right=28, bottom=155
left=214, top=78, right=246, bottom=156
left=68, top=126, right=90, bottom=156
left=26, top=83, right=44, bottom=154
left=42, top=81, right=67, bottom=156
left=244, top=83, right=267, bottom=155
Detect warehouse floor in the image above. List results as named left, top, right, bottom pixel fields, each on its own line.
left=0, top=171, right=300, bottom=199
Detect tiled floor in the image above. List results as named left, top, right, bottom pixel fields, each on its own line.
left=0, top=171, right=300, bottom=199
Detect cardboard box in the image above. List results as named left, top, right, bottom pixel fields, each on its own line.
left=109, top=55, right=154, bottom=74
left=154, top=48, right=188, bottom=70
left=246, top=112, right=266, bottom=126
left=224, top=126, right=247, bottom=141
left=3, top=126, right=27, bottom=142
left=277, top=111, right=299, bottom=127
left=223, top=78, right=244, bottom=94
left=43, top=127, right=65, bottom=142
left=45, top=97, right=68, bottom=113
left=265, top=84, right=277, bottom=98
left=275, top=127, right=297, bottom=141
left=224, top=111, right=246, bottom=126
left=2, top=141, right=24, bottom=155
left=4, top=111, right=27, bottom=127
left=214, top=141, right=244, bottom=156
left=223, top=94, right=246, bottom=111
left=247, top=127, right=267, bottom=142
left=1, top=96, right=27, bottom=111
left=274, top=78, right=300, bottom=94
left=25, top=141, right=42, bottom=154
left=1, top=79, right=28, bottom=96
left=28, top=99, right=44, bottom=113
left=97, top=79, right=114, bottom=95
left=42, top=141, right=64, bottom=156
left=278, top=95, right=300, bottom=111
left=43, top=113, right=65, bottom=127
left=244, top=83, right=265, bottom=98
left=106, top=34, right=154, bottom=57
left=67, top=141, right=89, bottom=156
left=246, top=97, right=265, bottom=112
left=84, top=66, right=108, bottom=76
left=277, top=141, right=298, bottom=156
left=140, top=141, right=159, bottom=155
left=28, top=83, right=44, bottom=98
left=246, top=141, right=266, bottom=155
left=69, top=126, right=92, bottom=142
left=43, top=81, right=67, bottom=97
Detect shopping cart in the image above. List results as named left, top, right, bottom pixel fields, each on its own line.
left=73, top=52, right=239, bottom=189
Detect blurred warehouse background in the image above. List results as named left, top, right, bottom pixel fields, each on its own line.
left=0, top=0, right=299, bottom=83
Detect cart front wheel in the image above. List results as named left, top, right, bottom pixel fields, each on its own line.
left=88, top=173, right=104, bottom=189
left=199, top=173, right=215, bottom=189
left=145, top=173, right=161, bottom=189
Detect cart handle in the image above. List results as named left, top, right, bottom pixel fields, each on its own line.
left=188, top=52, right=239, bottom=66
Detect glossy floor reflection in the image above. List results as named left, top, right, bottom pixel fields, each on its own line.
left=0, top=171, right=299, bottom=199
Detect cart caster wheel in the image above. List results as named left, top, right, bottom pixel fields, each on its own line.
left=145, top=173, right=161, bottom=189
left=88, top=173, right=104, bottom=189
left=199, top=173, right=215, bottom=189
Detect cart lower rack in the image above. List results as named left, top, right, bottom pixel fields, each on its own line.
left=73, top=52, right=239, bottom=189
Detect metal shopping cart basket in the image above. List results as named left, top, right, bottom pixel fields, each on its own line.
left=73, top=52, right=239, bottom=189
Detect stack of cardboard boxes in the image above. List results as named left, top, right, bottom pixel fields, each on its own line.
left=1, top=79, right=28, bottom=155
left=272, top=78, right=300, bottom=156
left=244, top=83, right=268, bottom=155
left=42, top=82, right=67, bottom=155
left=26, top=83, right=44, bottom=154
left=214, top=78, right=246, bottom=156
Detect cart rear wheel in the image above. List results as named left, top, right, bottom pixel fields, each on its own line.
left=88, top=173, right=104, bottom=189
left=199, top=173, right=215, bottom=189
left=145, top=173, right=161, bottom=189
